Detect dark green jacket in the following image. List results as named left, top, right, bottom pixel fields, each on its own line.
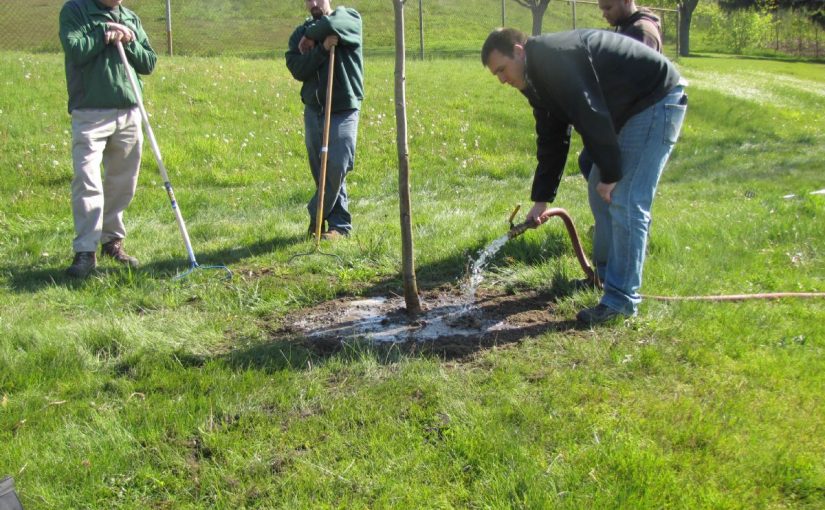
left=285, top=6, right=364, bottom=113
left=59, top=0, right=157, bottom=113
left=521, top=29, right=681, bottom=202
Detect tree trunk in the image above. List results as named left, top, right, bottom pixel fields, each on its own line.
left=531, top=4, right=550, bottom=35
left=513, top=1, right=552, bottom=36
left=392, top=0, right=422, bottom=315
left=678, top=0, right=698, bottom=56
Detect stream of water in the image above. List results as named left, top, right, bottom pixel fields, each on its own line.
left=461, top=233, right=511, bottom=309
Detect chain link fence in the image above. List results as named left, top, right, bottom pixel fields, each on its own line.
left=0, top=0, right=817, bottom=58
left=2, top=0, right=677, bottom=58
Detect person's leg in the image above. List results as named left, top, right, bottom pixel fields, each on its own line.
left=101, top=107, right=142, bottom=245
left=71, top=109, right=117, bottom=253
left=304, top=107, right=324, bottom=232
left=598, top=86, right=687, bottom=316
left=324, top=109, right=359, bottom=235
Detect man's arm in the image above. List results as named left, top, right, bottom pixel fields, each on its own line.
left=121, top=14, right=157, bottom=75
left=59, top=2, right=107, bottom=66
left=303, top=7, right=362, bottom=47
left=285, top=25, right=327, bottom=81
left=530, top=108, right=571, bottom=203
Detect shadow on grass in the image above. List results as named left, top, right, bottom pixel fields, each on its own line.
left=220, top=285, right=591, bottom=373
left=211, top=223, right=592, bottom=372
left=2, top=233, right=301, bottom=293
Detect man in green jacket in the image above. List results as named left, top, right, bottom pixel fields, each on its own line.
left=286, top=0, right=364, bottom=239
left=59, top=0, right=157, bottom=278
left=482, top=28, right=687, bottom=325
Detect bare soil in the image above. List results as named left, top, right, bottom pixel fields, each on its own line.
left=271, top=286, right=584, bottom=359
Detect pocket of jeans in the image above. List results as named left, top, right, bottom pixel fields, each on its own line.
left=664, top=103, right=687, bottom=145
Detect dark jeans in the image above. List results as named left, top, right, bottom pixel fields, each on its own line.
left=304, top=107, right=359, bottom=234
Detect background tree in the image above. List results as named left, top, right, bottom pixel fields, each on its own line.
left=392, top=0, right=422, bottom=315
left=719, top=0, right=825, bottom=27
left=512, top=0, right=552, bottom=35
left=678, top=0, right=701, bottom=55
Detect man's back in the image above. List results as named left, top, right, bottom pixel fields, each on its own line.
left=616, top=8, right=662, bottom=52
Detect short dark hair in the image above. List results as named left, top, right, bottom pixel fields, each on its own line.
left=481, top=28, right=528, bottom=66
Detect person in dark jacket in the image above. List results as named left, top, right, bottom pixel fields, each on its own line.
left=599, top=0, right=663, bottom=52
left=579, top=0, right=664, bottom=180
left=59, top=0, right=156, bottom=278
left=286, top=0, right=364, bottom=239
left=482, top=28, right=687, bottom=325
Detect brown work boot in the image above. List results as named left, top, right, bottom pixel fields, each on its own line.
left=321, top=229, right=348, bottom=240
left=101, top=238, right=139, bottom=268
left=66, top=251, right=97, bottom=278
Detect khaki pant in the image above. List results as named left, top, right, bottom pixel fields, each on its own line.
left=70, top=107, right=142, bottom=253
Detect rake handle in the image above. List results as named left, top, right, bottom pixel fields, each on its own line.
left=313, top=45, right=336, bottom=248
left=115, top=41, right=197, bottom=266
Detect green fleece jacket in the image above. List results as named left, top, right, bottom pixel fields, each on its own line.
left=521, top=29, right=681, bottom=202
left=59, top=0, right=157, bottom=113
left=285, top=6, right=364, bottom=113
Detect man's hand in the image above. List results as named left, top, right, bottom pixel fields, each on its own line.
left=596, top=181, right=616, bottom=204
left=105, top=22, right=134, bottom=44
left=298, top=35, right=315, bottom=54
left=323, top=35, right=339, bottom=51
left=526, top=202, right=550, bottom=226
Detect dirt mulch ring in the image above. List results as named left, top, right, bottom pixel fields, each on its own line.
left=270, top=286, right=585, bottom=359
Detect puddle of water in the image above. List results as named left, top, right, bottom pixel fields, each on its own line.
left=294, top=295, right=509, bottom=343
left=293, top=234, right=515, bottom=343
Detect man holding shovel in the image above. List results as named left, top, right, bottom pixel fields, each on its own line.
left=286, top=0, right=364, bottom=240
left=59, top=0, right=156, bottom=278
left=482, top=28, right=687, bottom=325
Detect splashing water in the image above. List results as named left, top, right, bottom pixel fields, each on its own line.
left=461, top=233, right=511, bottom=308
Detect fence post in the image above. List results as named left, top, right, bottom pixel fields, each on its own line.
left=675, top=8, right=681, bottom=57
left=571, top=0, right=577, bottom=29
left=165, top=0, right=173, bottom=56
left=501, top=0, right=505, bottom=26
left=775, top=19, right=779, bottom=51
left=418, top=0, right=424, bottom=59
left=661, top=12, right=666, bottom=44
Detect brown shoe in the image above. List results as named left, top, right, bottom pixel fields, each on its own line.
left=321, top=229, right=348, bottom=240
left=66, top=251, right=97, bottom=278
left=101, top=238, right=139, bottom=268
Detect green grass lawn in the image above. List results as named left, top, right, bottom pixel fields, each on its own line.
left=0, top=50, right=824, bottom=508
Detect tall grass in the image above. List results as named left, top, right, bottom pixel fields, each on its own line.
left=0, top=50, right=823, bottom=507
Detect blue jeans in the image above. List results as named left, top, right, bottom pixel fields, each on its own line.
left=304, top=107, right=359, bottom=234
left=588, top=86, right=687, bottom=315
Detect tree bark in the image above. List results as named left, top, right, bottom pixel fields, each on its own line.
left=513, top=0, right=552, bottom=36
left=392, top=0, right=422, bottom=315
left=678, top=0, right=699, bottom=56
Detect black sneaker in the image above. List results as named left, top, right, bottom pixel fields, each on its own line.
left=101, top=239, right=139, bottom=268
left=66, top=251, right=97, bottom=278
left=576, top=304, right=624, bottom=326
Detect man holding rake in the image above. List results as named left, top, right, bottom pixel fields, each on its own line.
left=59, top=0, right=156, bottom=278
left=286, top=0, right=364, bottom=240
